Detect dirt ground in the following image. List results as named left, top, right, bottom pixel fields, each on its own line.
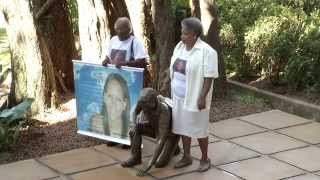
left=1, top=89, right=271, bottom=165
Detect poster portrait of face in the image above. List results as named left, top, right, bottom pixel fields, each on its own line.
left=73, top=60, right=143, bottom=145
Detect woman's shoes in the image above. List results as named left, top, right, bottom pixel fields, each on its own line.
left=174, top=157, right=211, bottom=172
left=174, top=156, right=193, bottom=168
left=197, top=158, right=211, bottom=172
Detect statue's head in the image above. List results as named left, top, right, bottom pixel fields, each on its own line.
left=138, top=88, right=159, bottom=111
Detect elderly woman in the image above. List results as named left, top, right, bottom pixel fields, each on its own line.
left=102, top=17, right=148, bottom=148
left=102, top=17, right=147, bottom=69
left=170, top=17, right=219, bottom=172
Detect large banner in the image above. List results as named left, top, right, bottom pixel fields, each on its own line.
left=73, top=60, right=143, bottom=145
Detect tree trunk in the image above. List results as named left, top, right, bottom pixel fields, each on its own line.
left=193, top=0, right=227, bottom=98
left=124, top=0, right=151, bottom=53
left=77, top=0, right=133, bottom=63
left=32, top=0, right=76, bottom=93
left=151, top=0, right=176, bottom=96
left=190, top=0, right=201, bottom=18
left=1, top=0, right=58, bottom=114
left=105, top=0, right=130, bottom=36
left=77, top=0, right=111, bottom=63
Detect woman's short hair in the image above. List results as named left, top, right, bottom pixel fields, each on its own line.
left=114, top=17, right=133, bottom=34
left=181, top=17, right=203, bottom=37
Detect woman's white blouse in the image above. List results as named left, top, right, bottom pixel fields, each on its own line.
left=170, top=38, right=219, bottom=112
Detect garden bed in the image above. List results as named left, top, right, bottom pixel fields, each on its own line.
left=236, top=77, right=320, bottom=106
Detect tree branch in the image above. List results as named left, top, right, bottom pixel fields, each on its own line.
left=55, top=72, right=71, bottom=95
left=35, top=0, right=59, bottom=21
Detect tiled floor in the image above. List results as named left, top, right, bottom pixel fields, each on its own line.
left=1, top=110, right=320, bottom=180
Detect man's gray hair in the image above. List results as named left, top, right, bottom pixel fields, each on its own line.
left=181, top=17, right=203, bottom=37
left=114, top=17, right=133, bottom=34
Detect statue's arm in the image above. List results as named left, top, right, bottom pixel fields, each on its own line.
left=137, top=133, right=168, bottom=176
left=148, top=107, right=171, bottom=163
left=137, top=107, right=170, bottom=176
left=133, top=102, right=142, bottom=124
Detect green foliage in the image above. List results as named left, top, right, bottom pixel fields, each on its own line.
left=218, top=0, right=282, bottom=77
left=244, top=7, right=304, bottom=83
left=173, top=0, right=189, bottom=7
left=172, top=0, right=191, bottom=44
left=0, top=99, right=34, bottom=155
left=220, top=23, right=237, bottom=73
left=286, top=10, right=320, bottom=90
left=229, top=88, right=270, bottom=106
left=277, top=0, right=320, bottom=15
left=0, top=28, right=7, bottom=42
left=0, top=67, right=9, bottom=85
left=66, top=0, right=78, bottom=35
left=0, top=28, right=10, bottom=84
left=218, top=0, right=320, bottom=91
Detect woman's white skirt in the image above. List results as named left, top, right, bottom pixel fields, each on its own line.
left=172, top=96, right=209, bottom=138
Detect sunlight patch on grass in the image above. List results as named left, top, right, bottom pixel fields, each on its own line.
left=0, top=28, right=7, bottom=43
left=0, top=50, right=10, bottom=65
left=229, top=88, right=270, bottom=106
left=0, top=28, right=10, bottom=83
left=0, top=28, right=10, bottom=60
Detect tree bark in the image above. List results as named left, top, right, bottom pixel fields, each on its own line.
left=33, top=0, right=76, bottom=92
left=151, top=0, right=176, bottom=96
left=189, top=0, right=201, bottom=18
left=77, top=0, right=133, bottom=63
left=124, top=0, right=151, bottom=53
left=77, top=0, right=111, bottom=63
left=194, top=0, right=227, bottom=98
left=1, top=0, right=58, bottom=114
left=105, top=0, right=130, bottom=36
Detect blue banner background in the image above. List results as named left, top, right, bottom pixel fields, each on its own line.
left=73, top=61, right=143, bottom=144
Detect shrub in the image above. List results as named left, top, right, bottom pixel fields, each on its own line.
left=244, top=7, right=305, bottom=84
left=277, top=0, right=320, bottom=15
left=286, top=10, right=320, bottom=90
left=0, top=98, right=34, bottom=158
left=218, top=0, right=283, bottom=77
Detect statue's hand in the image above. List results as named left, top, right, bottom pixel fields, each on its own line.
left=157, top=95, right=165, bottom=102
left=128, top=127, right=136, bottom=137
left=136, top=160, right=152, bottom=176
left=136, top=169, right=147, bottom=177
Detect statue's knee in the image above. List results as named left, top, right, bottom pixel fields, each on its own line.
left=137, top=123, right=147, bottom=133
left=129, top=129, right=135, bottom=137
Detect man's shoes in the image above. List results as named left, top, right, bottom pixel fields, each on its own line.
left=174, top=156, right=193, bottom=169
left=197, top=158, right=211, bottom=172
left=121, top=158, right=142, bottom=167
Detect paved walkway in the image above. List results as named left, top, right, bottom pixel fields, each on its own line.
left=1, top=109, right=320, bottom=180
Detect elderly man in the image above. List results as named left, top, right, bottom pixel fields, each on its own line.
left=102, top=17, right=147, bottom=69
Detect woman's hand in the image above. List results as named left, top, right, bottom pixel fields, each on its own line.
left=197, top=95, right=206, bottom=110
left=102, top=57, right=111, bottom=67
left=198, top=78, right=213, bottom=110
left=114, top=60, right=127, bottom=69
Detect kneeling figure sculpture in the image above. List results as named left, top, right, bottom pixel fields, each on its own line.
left=121, top=88, right=180, bottom=176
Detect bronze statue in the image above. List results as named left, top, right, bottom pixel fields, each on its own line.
left=121, top=88, right=180, bottom=176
